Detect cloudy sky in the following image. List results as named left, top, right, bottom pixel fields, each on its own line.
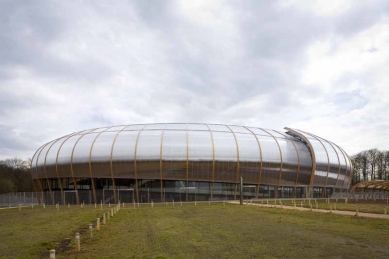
left=1, top=0, right=389, bottom=160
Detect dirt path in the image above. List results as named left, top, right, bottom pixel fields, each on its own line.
left=229, top=201, right=389, bottom=219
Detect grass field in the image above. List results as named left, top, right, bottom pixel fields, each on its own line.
left=0, top=205, right=105, bottom=259
left=1, top=203, right=389, bottom=259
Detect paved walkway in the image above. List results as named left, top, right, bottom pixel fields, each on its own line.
left=229, top=201, right=389, bottom=219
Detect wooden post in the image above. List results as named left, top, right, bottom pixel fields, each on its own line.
left=57, top=204, right=59, bottom=212
left=68, top=203, right=70, bottom=208
left=75, top=233, right=80, bottom=251
left=111, top=208, right=114, bottom=217
left=173, top=199, right=175, bottom=207
left=49, top=249, right=55, bottom=258
left=101, top=200, right=103, bottom=210
left=102, top=214, right=106, bottom=225
left=107, top=211, right=110, bottom=220
left=151, top=200, right=154, bottom=209
left=43, top=203, right=46, bottom=209
left=96, top=218, right=100, bottom=231
left=109, top=203, right=111, bottom=208
left=94, top=203, right=96, bottom=209
left=18, top=203, right=21, bottom=212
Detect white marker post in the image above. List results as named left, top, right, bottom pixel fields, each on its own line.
left=75, top=233, right=80, bottom=251
left=89, top=224, right=93, bottom=238
left=49, top=249, right=55, bottom=259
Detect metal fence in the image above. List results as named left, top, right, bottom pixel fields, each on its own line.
left=1, top=189, right=388, bottom=207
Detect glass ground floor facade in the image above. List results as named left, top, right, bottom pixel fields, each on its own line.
left=35, top=178, right=340, bottom=205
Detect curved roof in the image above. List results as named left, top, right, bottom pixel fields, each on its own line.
left=284, top=128, right=352, bottom=195
left=350, top=180, right=389, bottom=192
left=31, top=123, right=352, bottom=191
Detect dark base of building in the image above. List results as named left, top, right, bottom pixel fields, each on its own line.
left=33, top=178, right=346, bottom=205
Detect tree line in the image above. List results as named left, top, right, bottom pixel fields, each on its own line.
left=351, top=149, right=389, bottom=186
left=0, top=158, right=32, bottom=194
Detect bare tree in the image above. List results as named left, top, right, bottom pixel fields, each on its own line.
left=367, top=149, right=378, bottom=180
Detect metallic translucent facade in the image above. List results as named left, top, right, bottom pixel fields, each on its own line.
left=31, top=123, right=352, bottom=203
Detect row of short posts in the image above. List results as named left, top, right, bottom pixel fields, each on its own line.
left=45, top=204, right=121, bottom=258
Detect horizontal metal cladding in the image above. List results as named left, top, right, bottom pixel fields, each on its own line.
left=32, top=123, right=351, bottom=189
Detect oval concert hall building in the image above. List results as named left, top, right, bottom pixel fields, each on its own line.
left=31, top=123, right=352, bottom=204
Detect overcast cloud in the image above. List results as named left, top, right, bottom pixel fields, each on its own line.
left=1, top=0, right=389, bottom=159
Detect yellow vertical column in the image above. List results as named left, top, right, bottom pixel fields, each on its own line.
left=225, top=125, right=240, bottom=200
left=109, top=125, right=131, bottom=204
left=133, top=124, right=148, bottom=204
left=88, top=127, right=112, bottom=204
left=243, top=127, right=263, bottom=199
